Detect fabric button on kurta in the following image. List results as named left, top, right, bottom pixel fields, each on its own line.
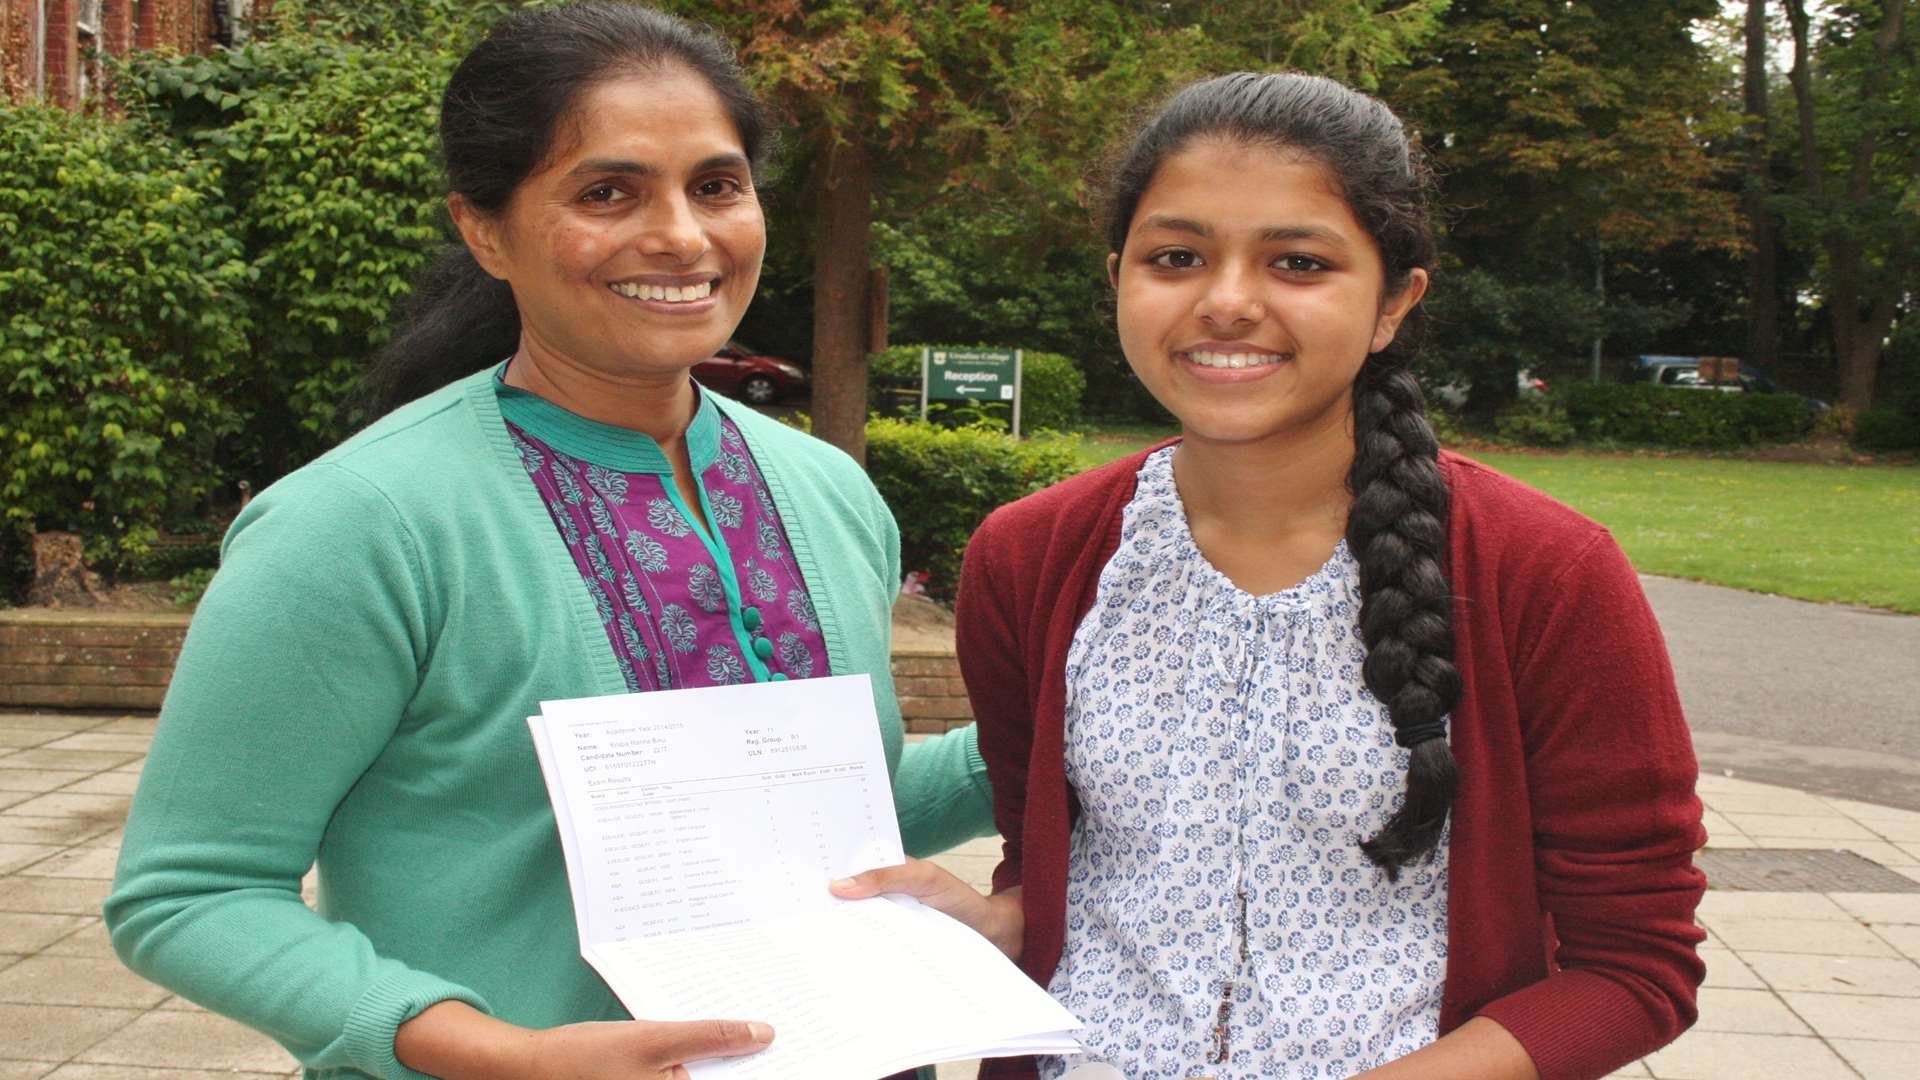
left=752, top=636, right=775, bottom=661
left=743, top=606, right=763, bottom=630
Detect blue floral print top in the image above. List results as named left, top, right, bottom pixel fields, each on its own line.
left=496, top=373, right=827, bottom=692
left=1042, top=446, right=1448, bottom=1080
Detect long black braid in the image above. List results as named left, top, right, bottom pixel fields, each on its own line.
left=1099, top=72, right=1459, bottom=878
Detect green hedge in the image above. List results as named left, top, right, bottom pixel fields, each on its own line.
left=0, top=103, right=251, bottom=560
left=865, top=417, right=1079, bottom=600
left=870, top=344, right=1086, bottom=431
left=1854, top=407, right=1920, bottom=452
left=1565, top=384, right=1814, bottom=449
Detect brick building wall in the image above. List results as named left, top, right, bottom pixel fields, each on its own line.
left=2, top=0, right=223, bottom=108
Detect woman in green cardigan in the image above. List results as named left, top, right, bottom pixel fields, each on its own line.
left=104, top=4, right=994, bottom=1077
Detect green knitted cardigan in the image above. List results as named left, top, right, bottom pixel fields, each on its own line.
left=106, top=368, right=993, bottom=1078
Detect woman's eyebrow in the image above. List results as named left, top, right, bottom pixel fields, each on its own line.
left=563, top=152, right=750, bottom=180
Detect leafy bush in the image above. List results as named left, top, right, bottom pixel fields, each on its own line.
left=865, top=417, right=1080, bottom=600
left=870, top=345, right=1087, bottom=431
left=1492, top=397, right=1576, bottom=447
left=127, top=38, right=454, bottom=471
left=0, top=103, right=251, bottom=561
left=1853, top=407, right=1920, bottom=452
left=1564, top=384, right=1813, bottom=449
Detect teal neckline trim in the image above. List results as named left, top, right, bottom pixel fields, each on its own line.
left=492, top=363, right=720, bottom=474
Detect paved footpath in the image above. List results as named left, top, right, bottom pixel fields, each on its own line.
left=2, top=713, right=1917, bottom=1079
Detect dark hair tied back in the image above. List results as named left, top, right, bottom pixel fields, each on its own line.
left=1099, top=72, right=1459, bottom=879
left=362, top=1, right=771, bottom=418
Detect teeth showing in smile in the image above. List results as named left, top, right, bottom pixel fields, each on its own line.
left=1186, top=350, right=1290, bottom=369
left=610, top=280, right=714, bottom=302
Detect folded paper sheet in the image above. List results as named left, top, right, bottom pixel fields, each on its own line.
left=529, top=674, right=1082, bottom=1079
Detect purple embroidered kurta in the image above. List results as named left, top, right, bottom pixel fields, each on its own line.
left=498, top=377, right=828, bottom=692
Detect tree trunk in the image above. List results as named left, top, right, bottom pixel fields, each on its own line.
left=1743, top=0, right=1779, bottom=368
left=809, top=138, right=874, bottom=465
left=1784, top=0, right=1909, bottom=412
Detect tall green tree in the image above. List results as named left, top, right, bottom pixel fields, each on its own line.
left=1385, top=0, right=1744, bottom=414
left=1781, top=0, right=1919, bottom=411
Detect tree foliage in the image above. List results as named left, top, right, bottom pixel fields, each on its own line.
left=0, top=104, right=251, bottom=559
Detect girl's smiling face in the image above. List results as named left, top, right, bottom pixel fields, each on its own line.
left=1113, top=138, right=1426, bottom=447
left=453, top=65, right=765, bottom=384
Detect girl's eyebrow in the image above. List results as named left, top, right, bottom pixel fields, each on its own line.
left=1136, top=214, right=1349, bottom=250
left=1260, top=224, right=1349, bottom=249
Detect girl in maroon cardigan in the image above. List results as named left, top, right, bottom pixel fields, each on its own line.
left=837, top=72, right=1705, bottom=1080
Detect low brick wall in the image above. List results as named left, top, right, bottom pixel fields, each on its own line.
left=0, top=610, right=189, bottom=711
left=0, top=610, right=977, bottom=727
left=892, top=648, right=974, bottom=734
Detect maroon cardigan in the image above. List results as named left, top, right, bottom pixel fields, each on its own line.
left=955, top=447, right=1706, bottom=1080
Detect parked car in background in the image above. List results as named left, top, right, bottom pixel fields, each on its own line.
left=1622, top=355, right=1828, bottom=410
left=694, top=341, right=809, bottom=404
left=1427, top=368, right=1548, bottom=410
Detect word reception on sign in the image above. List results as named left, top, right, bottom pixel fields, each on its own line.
left=526, top=674, right=1083, bottom=1079
left=919, top=346, right=1026, bottom=436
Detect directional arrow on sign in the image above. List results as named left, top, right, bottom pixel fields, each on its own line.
left=956, top=386, right=988, bottom=395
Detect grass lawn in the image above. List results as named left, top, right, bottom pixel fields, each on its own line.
left=1463, top=451, right=1920, bottom=614
left=1072, top=423, right=1180, bottom=470
left=1064, top=426, right=1920, bottom=614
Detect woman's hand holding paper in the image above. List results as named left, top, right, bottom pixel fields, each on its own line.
left=830, top=859, right=1025, bottom=959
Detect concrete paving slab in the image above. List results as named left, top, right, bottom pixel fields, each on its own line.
left=1777, top=991, right=1920, bottom=1042
left=44, top=1060, right=295, bottom=1068
left=1872, top=924, right=1920, bottom=961
left=0, top=957, right=170, bottom=1010
left=0, top=876, right=112, bottom=917
left=1741, top=951, right=1920, bottom=996
left=82, top=719, right=156, bottom=737
left=0, top=1003, right=142, bottom=1062
left=19, top=849, right=118, bottom=881
left=1827, top=1038, right=1920, bottom=1079
left=33, top=739, right=150, bottom=756
left=0, top=914, right=92, bottom=955
left=0, top=1063, right=57, bottom=1080
left=1830, top=891, right=1920, bottom=925
left=0, top=752, right=140, bottom=773
left=73, top=1011, right=299, bottom=1073
left=1701, top=915, right=1901, bottom=957
left=1641, top=1031, right=1855, bottom=1079
left=1696, top=892, right=1851, bottom=920
left=1690, top=988, right=1811, bottom=1034
left=0, top=773, right=90, bottom=796
left=41, top=923, right=120, bottom=962
left=0, top=818, right=115, bottom=848
left=0, top=796, right=129, bottom=822
left=50, top=777, right=136, bottom=799
left=1697, top=948, right=1765, bottom=990
left=0, top=731, right=59, bottom=751
left=0, top=846, right=61, bottom=876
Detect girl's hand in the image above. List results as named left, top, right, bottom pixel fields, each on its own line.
left=831, top=859, right=1025, bottom=959
left=395, top=1000, right=773, bottom=1079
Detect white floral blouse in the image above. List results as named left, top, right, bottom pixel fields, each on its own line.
left=1042, top=446, right=1449, bottom=1080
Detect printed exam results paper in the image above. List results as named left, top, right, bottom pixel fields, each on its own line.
left=527, top=674, right=1082, bottom=1079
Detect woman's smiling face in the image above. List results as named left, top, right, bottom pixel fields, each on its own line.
left=1113, top=137, right=1425, bottom=448
left=454, top=64, right=765, bottom=384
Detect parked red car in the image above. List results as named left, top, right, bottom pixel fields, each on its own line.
left=694, top=341, right=809, bottom=405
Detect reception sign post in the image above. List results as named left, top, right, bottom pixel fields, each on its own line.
left=920, top=347, right=1025, bottom=436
